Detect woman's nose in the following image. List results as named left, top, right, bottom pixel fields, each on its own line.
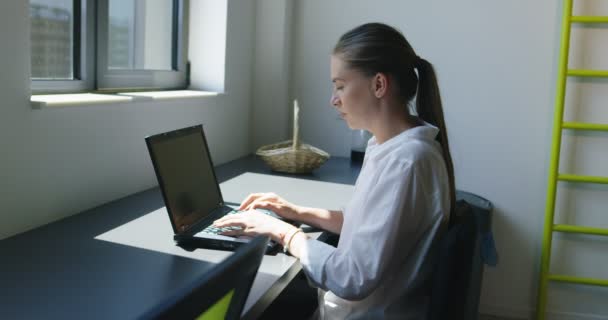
left=330, top=94, right=339, bottom=107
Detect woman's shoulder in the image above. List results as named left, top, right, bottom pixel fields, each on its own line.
left=381, top=138, right=442, bottom=165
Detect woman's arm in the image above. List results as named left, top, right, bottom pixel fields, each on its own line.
left=293, top=207, right=343, bottom=235
left=239, top=192, right=343, bottom=234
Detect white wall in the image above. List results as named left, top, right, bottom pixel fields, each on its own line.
left=0, top=1, right=255, bottom=240
left=250, top=0, right=294, bottom=149
left=189, top=0, right=227, bottom=93
left=270, top=0, right=606, bottom=319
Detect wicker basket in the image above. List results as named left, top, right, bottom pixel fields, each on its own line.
left=256, top=140, right=330, bottom=174
left=256, top=100, right=330, bottom=174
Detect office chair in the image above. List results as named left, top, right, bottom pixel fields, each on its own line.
left=139, top=236, right=269, bottom=320
left=427, top=199, right=479, bottom=320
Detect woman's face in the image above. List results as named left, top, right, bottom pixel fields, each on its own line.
left=330, top=55, right=377, bottom=130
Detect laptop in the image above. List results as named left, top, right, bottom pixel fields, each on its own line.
left=138, top=236, right=269, bottom=320
left=145, top=124, right=286, bottom=252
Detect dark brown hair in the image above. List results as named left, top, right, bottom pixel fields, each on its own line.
left=333, top=22, right=456, bottom=209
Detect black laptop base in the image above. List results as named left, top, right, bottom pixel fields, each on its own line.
left=175, top=235, right=281, bottom=255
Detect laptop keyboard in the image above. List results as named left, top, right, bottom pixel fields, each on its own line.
left=200, top=209, right=276, bottom=235
left=202, top=225, right=241, bottom=235
left=201, top=210, right=244, bottom=235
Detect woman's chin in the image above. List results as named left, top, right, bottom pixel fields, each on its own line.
left=345, top=121, right=361, bottom=130
left=341, top=116, right=362, bottom=130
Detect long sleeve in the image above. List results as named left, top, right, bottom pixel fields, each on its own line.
left=299, top=156, right=439, bottom=300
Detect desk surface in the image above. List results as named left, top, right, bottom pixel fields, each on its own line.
left=0, top=155, right=360, bottom=319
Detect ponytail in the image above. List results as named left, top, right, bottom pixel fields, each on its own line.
left=415, top=58, right=456, bottom=210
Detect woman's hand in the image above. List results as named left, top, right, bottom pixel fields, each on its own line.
left=213, top=211, right=296, bottom=243
left=239, top=193, right=301, bottom=220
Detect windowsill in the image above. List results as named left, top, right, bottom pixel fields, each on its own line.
left=30, top=90, right=220, bottom=109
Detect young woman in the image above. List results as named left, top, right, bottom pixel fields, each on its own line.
left=214, top=22, right=455, bottom=319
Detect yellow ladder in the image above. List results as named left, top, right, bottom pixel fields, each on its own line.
left=536, top=0, right=608, bottom=319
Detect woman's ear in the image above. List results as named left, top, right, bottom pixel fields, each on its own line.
left=372, top=73, right=388, bottom=98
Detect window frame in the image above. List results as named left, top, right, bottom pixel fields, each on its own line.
left=30, top=0, right=95, bottom=94
left=95, top=0, right=189, bottom=92
left=30, top=0, right=189, bottom=94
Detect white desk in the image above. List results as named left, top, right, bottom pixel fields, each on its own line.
left=95, top=172, right=354, bottom=318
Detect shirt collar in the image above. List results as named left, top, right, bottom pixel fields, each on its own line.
left=367, top=121, right=439, bottom=151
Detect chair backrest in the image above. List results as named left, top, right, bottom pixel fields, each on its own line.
left=140, top=236, right=269, bottom=320
left=428, top=200, right=477, bottom=320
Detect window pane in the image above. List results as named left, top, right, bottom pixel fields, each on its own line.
left=30, top=0, right=74, bottom=80
left=108, top=0, right=173, bottom=71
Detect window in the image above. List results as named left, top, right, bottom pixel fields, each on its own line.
left=30, top=0, right=188, bottom=94
left=30, top=0, right=93, bottom=93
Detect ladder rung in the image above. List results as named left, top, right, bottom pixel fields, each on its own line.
left=563, top=122, right=608, bottom=131
left=558, top=174, right=608, bottom=184
left=548, top=274, right=608, bottom=287
left=554, top=224, right=608, bottom=236
left=567, top=69, right=608, bottom=77
left=571, top=16, right=608, bottom=24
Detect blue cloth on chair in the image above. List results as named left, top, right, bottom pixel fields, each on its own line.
left=456, top=190, right=498, bottom=267
left=481, top=231, right=498, bottom=266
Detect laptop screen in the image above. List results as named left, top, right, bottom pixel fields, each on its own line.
left=147, top=126, right=223, bottom=233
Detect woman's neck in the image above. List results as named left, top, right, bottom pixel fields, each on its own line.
left=369, top=110, right=421, bottom=144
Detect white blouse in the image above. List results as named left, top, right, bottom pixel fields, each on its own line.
left=299, top=123, right=451, bottom=319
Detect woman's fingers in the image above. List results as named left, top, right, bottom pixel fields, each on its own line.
left=239, top=193, right=257, bottom=210
left=239, top=193, right=273, bottom=210
left=219, top=228, right=246, bottom=237
left=238, top=193, right=261, bottom=210
left=214, top=212, right=263, bottom=237
left=214, top=211, right=292, bottom=242
left=244, top=200, right=271, bottom=211
left=213, top=214, right=247, bottom=228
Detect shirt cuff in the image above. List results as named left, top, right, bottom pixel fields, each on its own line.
left=299, top=238, right=335, bottom=289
